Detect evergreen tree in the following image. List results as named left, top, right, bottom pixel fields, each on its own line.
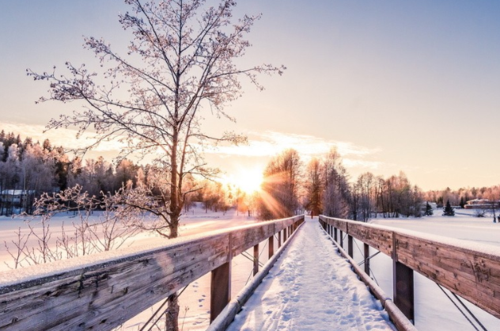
left=443, top=200, right=455, bottom=216
left=425, top=202, right=433, bottom=216
left=459, top=196, right=465, bottom=208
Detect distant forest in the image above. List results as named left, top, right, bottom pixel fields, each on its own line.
left=0, top=131, right=497, bottom=218
left=0, top=131, right=238, bottom=216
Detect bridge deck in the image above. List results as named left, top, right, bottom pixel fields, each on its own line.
left=226, top=217, right=396, bottom=331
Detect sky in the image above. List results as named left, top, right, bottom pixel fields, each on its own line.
left=1, top=0, right=500, bottom=191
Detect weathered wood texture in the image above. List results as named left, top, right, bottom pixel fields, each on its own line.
left=0, top=215, right=304, bottom=331
left=319, top=215, right=500, bottom=319
left=211, top=261, right=231, bottom=322
left=393, top=261, right=414, bottom=322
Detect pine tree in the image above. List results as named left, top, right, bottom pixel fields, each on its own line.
left=443, top=200, right=455, bottom=216
left=425, top=202, right=433, bottom=216
left=459, top=196, right=465, bottom=208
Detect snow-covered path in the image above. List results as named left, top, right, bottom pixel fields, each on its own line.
left=227, top=218, right=395, bottom=331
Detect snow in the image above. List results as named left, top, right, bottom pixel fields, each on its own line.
left=227, top=217, right=395, bottom=331
left=2, top=208, right=500, bottom=330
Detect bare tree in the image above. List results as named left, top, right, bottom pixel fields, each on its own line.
left=355, top=172, right=375, bottom=222
left=259, top=149, right=301, bottom=220
left=322, top=148, right=350, bottom=219
left=304, top=157, right=322, bottom=218
left=3, top=185, right=139, bottom=269
left=374, top=172, right=423, bottom=218
left=28, top=1, right=284, bottom=328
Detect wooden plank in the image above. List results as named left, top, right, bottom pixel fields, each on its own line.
left=333, top=219, right=347, bottom=232
left=364, top=243, right=370, bottom=275
left=231, top=224, right=273, bottom=257
left=210, top=262, right=231, bottom=322
left=348, top=235, right=353, bottom=258
left=321, top=217, right=393, bottom=255
left=347, top=222, right=393, bottom=256
left=393, top=261, right=414, bottom=323
left=253, top=244, right=259, bottom=276
left=268, top=236, right=274, bottom=258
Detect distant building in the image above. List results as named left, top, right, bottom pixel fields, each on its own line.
left=464, top=199, right=498, bottom=209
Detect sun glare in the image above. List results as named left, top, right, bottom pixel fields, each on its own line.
left=224, top=167, right=263, bottom=194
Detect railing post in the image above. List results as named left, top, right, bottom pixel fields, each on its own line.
left=364, top=243, right=370, bottom=275
left=348, top=235, right=353, bottom=258
left=334, top=227, right=337, bottom=242
left=278, top=231, right=282, bottom=248
left=393, top=234, right=414, bottom=323
left=393, top=261, right=414, bottom=322
left=211, top=234, right=232, bottom=322
left=339, top=230, right=343, bottom=247
left=268, top=235, right=274, bottom=258
left=253, top=244, right=259, bottom=276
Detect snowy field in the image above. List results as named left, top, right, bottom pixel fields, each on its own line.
left=0, top=206, right=257, bottom=272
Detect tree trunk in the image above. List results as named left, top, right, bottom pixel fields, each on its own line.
left=166, top=293, right=180, bottom=331
left=167, top=126, right=180, bottom=330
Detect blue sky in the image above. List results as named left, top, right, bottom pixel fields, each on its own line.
left=1, top=1, right=500, bottom=190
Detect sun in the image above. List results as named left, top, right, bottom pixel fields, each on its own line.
left=224, top=167, right=263, bottom=194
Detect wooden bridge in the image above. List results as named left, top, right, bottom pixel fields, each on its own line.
left=1, top=214, right=499, bottom=330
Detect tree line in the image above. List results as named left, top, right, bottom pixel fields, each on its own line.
left=425, top=186, right=500, bottom=208
left=0, top=131, right=259, bottom=217
left=9, top=130, right=496, bottom=222
left=0, top=130, right=428, bottom=222
left=258, top=148, right=425, bottom=222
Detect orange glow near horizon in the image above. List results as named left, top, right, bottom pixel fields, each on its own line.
left=222, top=167, right=264, bottom=194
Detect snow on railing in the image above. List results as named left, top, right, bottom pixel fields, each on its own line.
left=319, top=215, right=500, bottom=329
left=0, top=215, right=304, bottom=330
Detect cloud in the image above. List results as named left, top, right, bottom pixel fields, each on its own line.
left=204, top=130, right=380, bottom=158
left=0, top=123, right=388, bottom=177
left=343, top=158, right=382, bottom=170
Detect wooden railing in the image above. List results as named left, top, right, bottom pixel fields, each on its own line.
left=319, top=215, right=500, bottom=324
left=0, top=215, right=304, bottom=330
